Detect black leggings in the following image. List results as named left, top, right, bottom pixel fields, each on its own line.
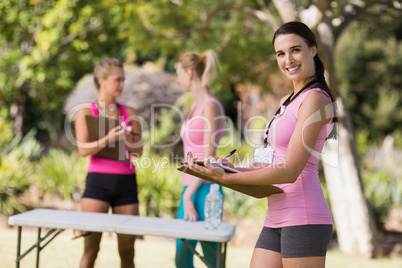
left=82, top=172, right=138, bottom=207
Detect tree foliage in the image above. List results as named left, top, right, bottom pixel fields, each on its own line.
left=0, top=0, right=126, bottom=144
left=1, top=0, right=401, bottom=144
left=335, top=17, right=402, bottom=140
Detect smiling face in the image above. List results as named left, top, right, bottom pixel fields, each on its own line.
left=274, top=33, right=317, bottom=88
left=99, top=66, right=125, bottom=97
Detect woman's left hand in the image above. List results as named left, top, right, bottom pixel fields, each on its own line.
left=183, top=197, right=198, bottom=222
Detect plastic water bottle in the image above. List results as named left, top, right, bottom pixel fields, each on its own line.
left=204, top=184, right=223, bottom=230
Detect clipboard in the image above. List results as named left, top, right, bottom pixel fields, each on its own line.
left=85, top=115, right=126, bottom=162
left=177, top=163, right=283, bottom=199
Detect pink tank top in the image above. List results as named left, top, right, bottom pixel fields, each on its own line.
left=180, top=98, right=225, bottom=186
left=87, top=102, right=136, bottom=174
left=264, top=88, right=333, bottom=228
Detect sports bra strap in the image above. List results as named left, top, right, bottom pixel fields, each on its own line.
left=90, top=102, right=127, bottom=122
left=90, top=102, right=99, bottom=116
left=118, top=103, right=128, bottom=121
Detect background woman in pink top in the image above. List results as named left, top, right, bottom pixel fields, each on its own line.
left=75, top=58, right=143, bottom=268
left=175, top=50, right=225, bottom=268
left=187, top=22, right=336, bottom=268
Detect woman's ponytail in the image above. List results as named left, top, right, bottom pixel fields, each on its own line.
left=200, top=50, right=220, bottom=86
left=178, top=50, right=220, bottom=87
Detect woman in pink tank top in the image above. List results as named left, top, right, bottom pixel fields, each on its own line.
left=74, top=58, right=143, bottom=268
left=186, top=22, right=337, bottom=268
left=175, top=50, right=225, bottom=268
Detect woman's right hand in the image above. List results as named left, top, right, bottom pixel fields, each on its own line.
left=188, top=156, right=229, bottom=184
left=106, top=125, right=125, bottom=143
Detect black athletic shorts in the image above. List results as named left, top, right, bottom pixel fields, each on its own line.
left=82, top=172, right=139, bottom=207
left=255, top=224, right=333, bottom=258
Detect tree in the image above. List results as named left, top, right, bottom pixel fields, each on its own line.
left=0, top=0, right=125, bottom=145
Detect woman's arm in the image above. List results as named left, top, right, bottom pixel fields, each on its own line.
left=124, top=107, right=143, bottom=157
left=189, top=91, right=331, bottom=186
left=183, top=101, right=224, bottom=221
left=74, top=108, right=125, bottom=157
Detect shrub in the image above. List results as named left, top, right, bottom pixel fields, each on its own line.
left=363, top=172, right=394, bottom=230
left=133, top=151, right=182, bottom=218
left=223, top=188, right=267, bottom=219
left=0, top=130, right=42, bottom=214
left=360, top=134, right=402, bottom=230
left=38, top=149, right=88, bottom=201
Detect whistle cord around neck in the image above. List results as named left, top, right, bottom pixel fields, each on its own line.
left=263, top=79, right=321, bottom=147
left=280, top=79, right=320, bottom=113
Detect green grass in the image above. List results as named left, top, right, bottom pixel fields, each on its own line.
left=326, top=249, right=402, bottom=268
left=1, top=227, right=402, bottom=268
left=0, top=227, right=253, bottom=268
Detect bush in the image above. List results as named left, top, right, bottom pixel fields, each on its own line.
left=132, top=140, right=182, bottom=218
left=0, top=109, right=13, bottom=149
left=223, top=188, right=266, bottom=219
left=0, top=130, right=42, bottom=214
left=360, top=133, right=402, bottom=230
left=363, top=172, right=394, bottom=230
left=38, top=149, right=88, bottom=201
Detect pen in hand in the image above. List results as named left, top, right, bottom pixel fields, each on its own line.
left=222, top=149, right=237, bottom=160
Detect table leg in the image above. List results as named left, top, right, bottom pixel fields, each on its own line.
left=180, top=239, right=213, bottom=268
left=14, top=227, right=63, bottom=267
left=222, top=242, right=227, bottom=267
left=36, top=228, right=41, bottom=268
left=200, top=241, right=217, bottom=259
left=216, top=243, right=223, bottom=268
left=16, top=226, right=22, bottom=268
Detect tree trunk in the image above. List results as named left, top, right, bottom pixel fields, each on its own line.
left=315, top=20, right=378, bottom=259
left=321, top=97, right=378, bottom=258
left=10, top=82, right=29, bottom=137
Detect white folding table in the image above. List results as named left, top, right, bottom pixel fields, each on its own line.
left=8, top=208, right=236, bottom=268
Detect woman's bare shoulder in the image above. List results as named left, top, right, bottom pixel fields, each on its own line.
left=303, top=90, right=331, bottom=107
left=76, top=107, right=92, bottom=117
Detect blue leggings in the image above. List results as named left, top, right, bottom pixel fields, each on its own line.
left=175, top=183, right=224, bottom=268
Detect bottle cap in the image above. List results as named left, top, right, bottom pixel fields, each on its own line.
left=210, top=183, right=219, bottom=192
